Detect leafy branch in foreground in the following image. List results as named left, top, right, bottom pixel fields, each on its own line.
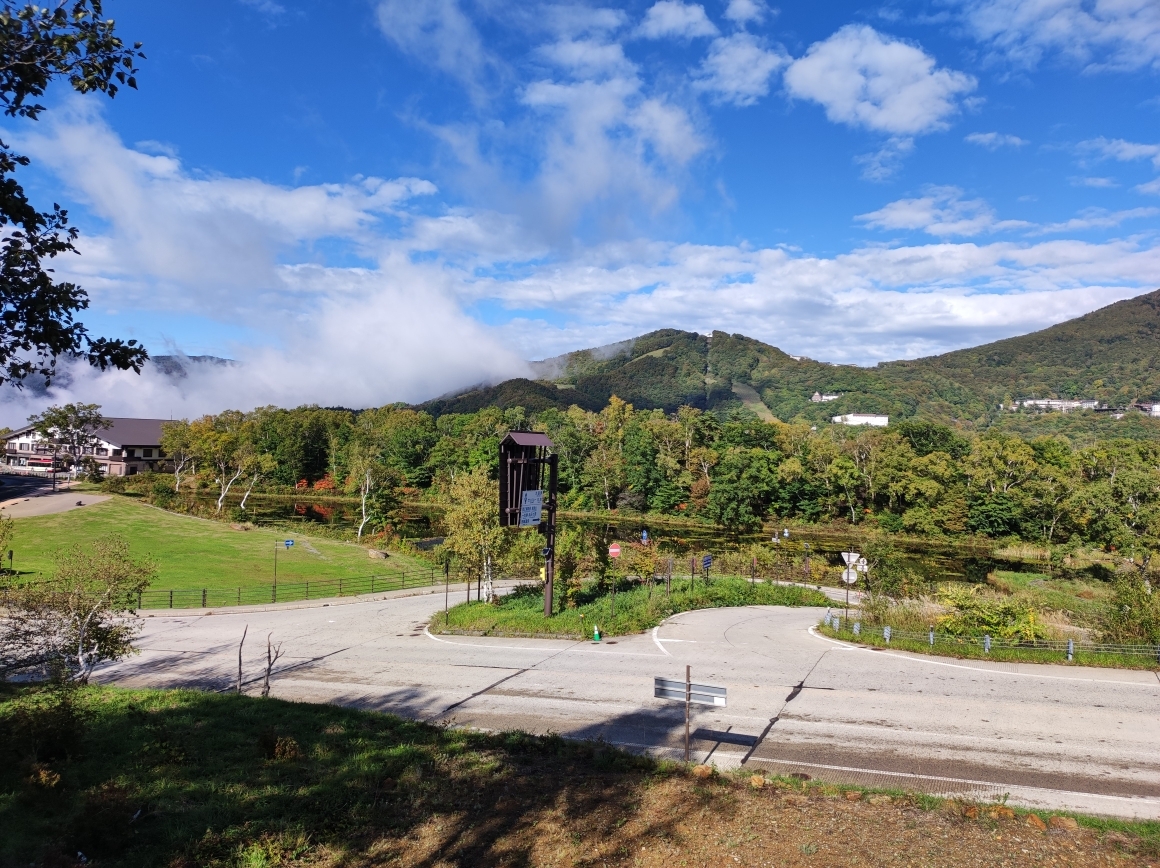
left=0, top=1, right=147, bottom=386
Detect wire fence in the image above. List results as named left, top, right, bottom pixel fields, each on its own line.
left=821, top=611, right=1160, bottom=662
left=1, top=564, right=548, bottom=611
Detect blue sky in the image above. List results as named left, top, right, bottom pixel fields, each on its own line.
left=4, top=0, right=1160, bottom=418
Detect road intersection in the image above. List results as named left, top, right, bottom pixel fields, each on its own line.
left=98, top=586, right=1160, bottom=818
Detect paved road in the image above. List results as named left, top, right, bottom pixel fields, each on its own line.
left=0, top=473, right=107, bottom=517
left=97, top=589, right=1160, bottom=818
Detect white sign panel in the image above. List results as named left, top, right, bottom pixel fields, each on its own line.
left=519, top=489, right=544, bottom=527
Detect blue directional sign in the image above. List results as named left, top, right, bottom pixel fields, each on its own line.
left=702, top=555, right=712, bottom=570
left=284, top=539, right=294, bottom=548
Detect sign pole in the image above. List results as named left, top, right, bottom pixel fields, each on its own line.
left=444, top=560, right=450, bottom=624
left=685, top=664, right=691, bottom=763
left=543, top=454, right=558, bottom=618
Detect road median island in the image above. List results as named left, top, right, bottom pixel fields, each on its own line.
left=431, top=576, right=829, bottom=639
left=1, top=683, right=1155, bottom=866
left=816, top=620, right=1160, bottom=671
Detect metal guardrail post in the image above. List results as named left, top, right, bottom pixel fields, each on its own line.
left=169, top=589, right=173, bottom=608
left=202, top=589, right=207, bottom=607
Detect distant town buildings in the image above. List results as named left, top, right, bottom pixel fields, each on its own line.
left=832, top=414, right=889, bottom=427
left=4, top=418, right=169, bottom=477
left=1014, top=399, right=1100, bottom=412
left=811, top=392, right=841, bottom=403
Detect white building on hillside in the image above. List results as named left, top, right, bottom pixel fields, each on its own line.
left=832, top=414, right=889, bottom=427
left=811, top=392, right=841, bottom=402
left=1015, top=399, right=1099, bottom=412
left=4, top=418, right=169, bottom=477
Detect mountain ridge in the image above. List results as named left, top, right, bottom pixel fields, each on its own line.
left=418, top=288, right=1160, bottom=424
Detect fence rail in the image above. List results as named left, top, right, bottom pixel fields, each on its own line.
left=1, top=566, right=544, bottom=611
left=822, top=612, right=1160, bottom=661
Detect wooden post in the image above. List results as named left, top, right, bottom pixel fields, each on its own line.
left=685, top=664, right=691, bottom=763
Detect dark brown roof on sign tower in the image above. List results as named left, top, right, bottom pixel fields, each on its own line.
left=501, top=432, right=554, bottom=448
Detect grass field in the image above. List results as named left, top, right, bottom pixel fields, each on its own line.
left=435, top=576, right=829, bottom=638
left=0, top=684, right=1153, bottom=868
left=7, top=496, right=430, bottom=591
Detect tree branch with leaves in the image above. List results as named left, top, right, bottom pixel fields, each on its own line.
left=0, top=1, right=147, bottom=386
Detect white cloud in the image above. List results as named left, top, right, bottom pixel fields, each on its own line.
left=239, top=0, right=285, bottom=16
left=723, top=0, right=766, bottom=24
left=965, top=131, right=1028, bottom=149
left=13, top=104, right=437, bottom=301
left=1031, top=206, right=1159, bottom=234
left=1079, top=136, right=1160, bottom=168
left=784, top=26, right=977, bottom=136
left=1069, top=176, right=1118, bottom=187
left=375, top=0, right=491, bottom=92
left=1137, top=177, right=1160, bottom=195
left=857, top=186, right=1031, bottom=236
left=858, top=187, right=1156, bottom=237
left=694, top=32, right=788, bottom=106
left=486, top=237, right=1158, bottom=365
left=855, top=137, right=915, bottom=182
left=539, top=38, right=634, bottom=77
left=637, top=1, right=718, bottom=39
left=956, top=0, right=1160, bottom=72
left=0, top=105, right=529, bottom=424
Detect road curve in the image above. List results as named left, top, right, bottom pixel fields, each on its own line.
left=97, top=589, right=1160, bottom=818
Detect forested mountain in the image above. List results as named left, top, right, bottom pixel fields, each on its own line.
left=421, top=289, right=1160, bottom=426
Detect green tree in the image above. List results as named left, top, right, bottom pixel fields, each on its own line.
left=441, top=466, right=507, bottom=585
left=346, top=445, right=402, bottom=540
left=27, top=401, right=109, bottom=478
left=0, top=1, right=147, bottom=386
left=188, top=411, right=255, bottom=512
left=159, top=418, right=196, bottom=491
left=0, top=535, right=155, bottom=682
left=707, top=447, right=779, bottom=530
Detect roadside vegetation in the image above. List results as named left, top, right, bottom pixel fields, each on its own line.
left=435, top=576, right=828, bottom=639
left=1, top=684, right=1154, bottom=868
left=819, top=564, right=1160, bottom=668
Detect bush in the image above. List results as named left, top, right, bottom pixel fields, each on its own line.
left=100, top=476, right=127, bottom=494
left=935, top=586, right=1049, bottom=641
left=1102, top=577, right=1160, bottom=644
left=2, top=687, right=88, bottom=763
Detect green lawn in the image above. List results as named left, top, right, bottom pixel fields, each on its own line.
left=8, top=496, right=430, bottom=592
left=435, top=576, right=829, bottom=639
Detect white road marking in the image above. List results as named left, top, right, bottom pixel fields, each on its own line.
left=652, top=626, right=671, bottom=656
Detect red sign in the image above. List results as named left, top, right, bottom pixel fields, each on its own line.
left=608, top=543, right=621, bottom=558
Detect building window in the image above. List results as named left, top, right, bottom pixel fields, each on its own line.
left=19, top=443, right=29, bottom=451
left=113, top=449, right=123, bottom=457
left=96, top=448, right=108, bottom=456
left=128, top=465, right=138, bottom=476
left=143, top=448, right=154, bottom=458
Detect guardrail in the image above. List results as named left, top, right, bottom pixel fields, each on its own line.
left=821, top=612, right=1160, bottom=662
